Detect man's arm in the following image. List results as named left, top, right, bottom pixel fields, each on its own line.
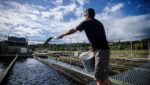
left=57, top=28, right=78, bottom=39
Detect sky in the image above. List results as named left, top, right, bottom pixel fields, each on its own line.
left=0, top=0, right=150, bottom=44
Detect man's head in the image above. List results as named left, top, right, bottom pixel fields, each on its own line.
left=84, top=8, right=95, bottom=19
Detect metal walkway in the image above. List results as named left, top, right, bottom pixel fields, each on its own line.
left=111, top=61, right=150, bottom=85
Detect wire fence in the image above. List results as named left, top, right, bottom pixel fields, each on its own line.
left=0, top=33, right=150, bottom=52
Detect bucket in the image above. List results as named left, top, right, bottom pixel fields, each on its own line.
left=148, top=55, right=150, bottom=61
left=79, top=51, right=95, bottom=73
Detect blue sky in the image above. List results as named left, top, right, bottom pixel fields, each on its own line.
left=0, top=0, right=150, bottom=44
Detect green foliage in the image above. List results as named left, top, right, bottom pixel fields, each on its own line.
left=133, top=42, right=141, bottom=50
left=28, top=38, right=150, bottom=51
left=109, top=39, right=149, bottom=50
left=48, top=43, right=90, bottom=51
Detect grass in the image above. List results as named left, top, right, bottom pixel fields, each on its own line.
left=48, top=56, right=83, bottom=67
left=110, top=50, right=149, bottom=59
left=48, top=50, right=149, bottom=74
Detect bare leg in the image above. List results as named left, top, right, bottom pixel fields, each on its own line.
left=97, top=80, right=103, bottom=85
left=104, top=78, right=112, bottom=85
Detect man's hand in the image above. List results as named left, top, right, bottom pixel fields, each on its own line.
left=57, top=35, right=64, bottom=39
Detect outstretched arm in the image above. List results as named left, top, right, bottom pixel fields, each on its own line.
left=57, top=28, right=78, bottom=39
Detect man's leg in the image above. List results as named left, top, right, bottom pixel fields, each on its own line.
left=96, top=78, right=112, bottom=85
left=104, top=78, right=112, bottom=85
left=97, top=80, right=103, bottom=85
left=94, top=50, right=112, bottom=85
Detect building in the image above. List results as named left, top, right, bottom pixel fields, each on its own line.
left=0, top=36, right=28, bottom=54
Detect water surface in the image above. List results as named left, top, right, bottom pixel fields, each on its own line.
left=4, top=58, right=78, bottom=85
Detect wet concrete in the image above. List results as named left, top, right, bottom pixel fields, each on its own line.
left=3, top=58, right=79, bottom=85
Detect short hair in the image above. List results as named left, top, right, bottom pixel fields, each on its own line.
left=85, top=8, right=95, bottom=18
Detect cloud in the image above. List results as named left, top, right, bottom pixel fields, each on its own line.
left=75, top=0, right=88, bottom=5
left=95, top=3, right=150, bottom=42
left=104, top=3, right=124, bottom=13
left=13, top=26, right=42, bottom=37
left=0, top=1, right=46, bottom=38
left=52, top=0, right=63, bottom=5
left=41, top=3, right=77, bottom=20
left=28, top=40, right=44, bottom=45
left=96, top=13, right=150, bottom=41
left=74, top=6, right=84, bottom=17
left=0, top=0, right=150, bottom=45
left=0, top=0, right=85, bottom=44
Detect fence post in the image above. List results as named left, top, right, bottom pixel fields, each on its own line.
left=70, top=38, right=72, bottom=69
left=130, top=40, right=133, bottom=57
left=148, top=39, right=150, bottom=60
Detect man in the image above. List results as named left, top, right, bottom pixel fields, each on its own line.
left=57, top=8, right=112, bottom=85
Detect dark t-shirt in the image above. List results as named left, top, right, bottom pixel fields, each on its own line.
left=76, top=19, right=109, bottom=50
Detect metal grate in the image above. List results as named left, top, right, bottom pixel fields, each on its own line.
left=111, top=62, right=150, bottom=85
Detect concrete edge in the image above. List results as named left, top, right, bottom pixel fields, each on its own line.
left=34, top=57, right=95, bottom=85
left=0, top=55, right=18, bottom=84
left=35, top=57, right=134, bottom=85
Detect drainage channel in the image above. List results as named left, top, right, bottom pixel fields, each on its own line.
left=0, top=55, right=17, bottom=84
left=2, top=58, right=79, bottom=85
left=0, top=58, right=13, bottom=74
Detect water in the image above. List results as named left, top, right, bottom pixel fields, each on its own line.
left=47, top=58, right=93, bottom=75
left=0, top=63, right=3, bottom=69
left=4, top=58, right=78, bottom=85
left=0, top=58, right=13, bottom=69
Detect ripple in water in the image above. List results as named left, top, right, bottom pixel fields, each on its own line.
left=4, top=58, right=78, bottom=85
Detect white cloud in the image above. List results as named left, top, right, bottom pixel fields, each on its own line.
left=41, top=11, right=63, bottom=20
left=0, top=0, right=150, bottom=45
left=52, top=0, right=63, bottom=5
left=95, top=2, right=150, bottom=42
left=0, top=1, right=45, bottom=38
left=111, top=3, right=124, bottom=12
left=104, top=3, right=124, bottom=13
left=74, top=6, right=84, bottom=17
left=76, top=0, right=88, bottom=5
left=0, top=1, right=85, bottom=44
left=41, top=3, right=77, bottom=20
left=96, top=13, right=150, bottom=41
left=13, top=26, right=42, bottom=36
left=28, top=14, right=38, bottom=20
left=28, top=40, right=44, bottom=45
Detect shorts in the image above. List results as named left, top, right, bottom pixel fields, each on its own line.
left=94, top=49, right=110, bottom=81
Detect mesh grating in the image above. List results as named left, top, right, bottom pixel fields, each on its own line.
left=111, top=62, right=150, bottom=85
